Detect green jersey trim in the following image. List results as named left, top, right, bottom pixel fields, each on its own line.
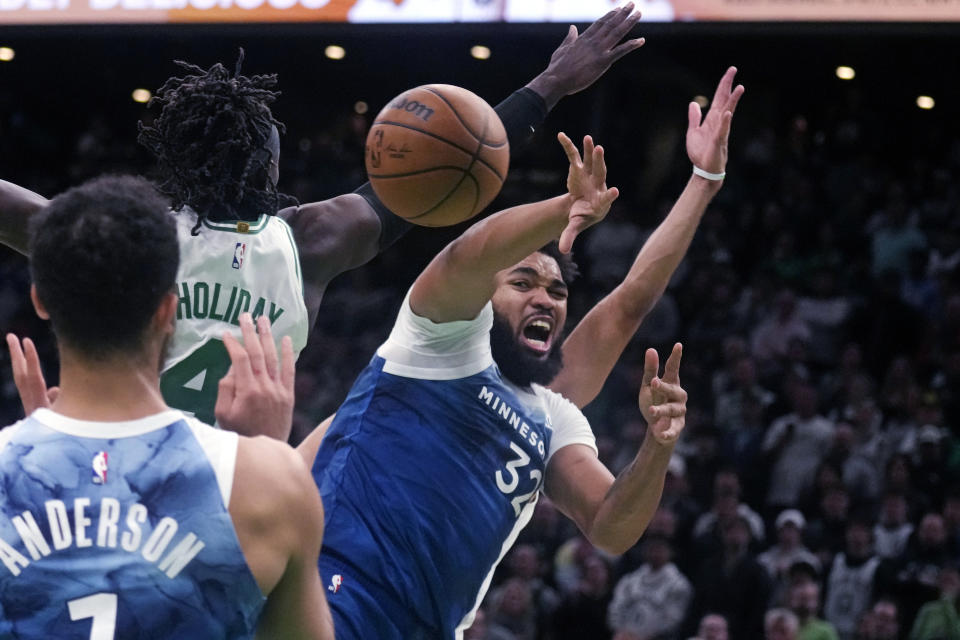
left=201, top=214, right=270, bottom=235
left=276, top=216, right=305, bottom=299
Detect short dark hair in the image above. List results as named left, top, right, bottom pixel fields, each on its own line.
left=536, top=241, right=579, bottom=284
left=137, top=50, right=288, bottom=233
left=29, top=175, right=179, bottom=359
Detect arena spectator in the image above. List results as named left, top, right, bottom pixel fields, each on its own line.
left=873, top=491, right=914, bottom=560
left=607, top=534, right=692, bottom=639
left=686, top=515, right=772, bottom=638
left=763, top=381, right=835, bottom=512
left=692, top=613, right=730, bottom=640
left=765, top=608, right=800, bottom=640
left=824, top=519, right=883, bottom=640
left=759, top=510, right=821, bottom=605
left=909, top=563, right=960, bottom=640
left=788, top=580, right=839, bottom=640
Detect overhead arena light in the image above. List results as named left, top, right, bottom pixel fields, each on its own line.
left=693, top=95, right=709, bottom=108
left=131, top=89, right=152, bottom=103
left=354, top=101, right=369, bottom=115
left=835, top=66, right=855, bottom=80
left=470, top=45, right=491, bottom=60
left=916, top=95, right=935, bottom=110
left=325, top=45, right=346, bottom=60
left=0, top=47, right=15, bottom=62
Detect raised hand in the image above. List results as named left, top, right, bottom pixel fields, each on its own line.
left=215, top=313, right=295, bottom=441
left=637, top=343, right=687, bottom=445
left=686, top=66, right=745, bottom=176
left=529, top=3, right=645, bottom=108
left=557, top=132, right=619, bottom=253
left=6, top=333, right=59, bottom=415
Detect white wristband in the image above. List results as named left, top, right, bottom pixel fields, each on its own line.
left=692, top=165, right=726, bottom=181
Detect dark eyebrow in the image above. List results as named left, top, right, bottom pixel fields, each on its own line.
left=507, top=266, right=567, bottom=291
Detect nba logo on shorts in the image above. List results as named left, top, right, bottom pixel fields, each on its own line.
left=232, top=243, right=246, bottom=269
left=328, top=574, right=343, bottom=593
left=92, top=451, right=108, bottom=485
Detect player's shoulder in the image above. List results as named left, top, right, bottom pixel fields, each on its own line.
left=236, top=435, right=324, bottom=542
left=237, top=436, right=317, bottom=501
left=531, top=384, right=585, bottom=418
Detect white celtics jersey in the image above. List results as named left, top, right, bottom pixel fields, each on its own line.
left=160, top=209, right=309, bottom=424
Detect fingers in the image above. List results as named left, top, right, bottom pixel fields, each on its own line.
left=7, top=334, right=50, bottom=413
left=6, top=333, right=26, bottom=382
left=687, top=101, right=703, bottom=134
left=651, top=377, right=687, bottom=404
left=215, top=367, right=236, bottom=422
left=710, top=66, right=737, bottom=112
left=663, top=342, right=683, bottom=383
left=257, top=315, right=279, bottom=381
left=560, top=24, right=578, bottom=46
left=280, top=335, right=295, bottom=393
left=610, top=37, right=646, bottom=64
left=583, top=2, right=629, bottom=39
left=238, top=313, right=266, bottom=377
left=557, top=132, right=582, bottom=167
left=222, top=330, right=254, bottom=388
left=727, top=83, right=745, bottom=117
left=607, top=6, right=643, bottom=45
left=592, top=144, right=607, bottom=186
left=649, top=402, right=687, bottom=420
left=600, top=186, right=620, bottom=209
left=641, top=347, right=659, bottom=387
left=582, top=135, right=595, bottom=175
left=46, top=386, right=60, bottom=405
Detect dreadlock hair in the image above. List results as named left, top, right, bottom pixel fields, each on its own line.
left=138, top=50, right=293, bottom=234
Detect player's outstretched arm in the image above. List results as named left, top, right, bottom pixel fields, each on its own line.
left=233, top=437, right=333, bottom=640
left=549, top=67, right=744, bottom=409
left=410, top=134, right=618, bottom=324
left=0, top=180, right=48, bottom=255
left=544, top=344, right=686, bottom=555
left=524, top=2, right=645, bottom=112
left=281, top=6, right=644, bottom=326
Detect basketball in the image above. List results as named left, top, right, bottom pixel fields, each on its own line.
left=365, top=84, right=509, bottom=227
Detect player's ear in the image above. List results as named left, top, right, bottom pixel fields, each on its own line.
left=29, top=284, right=50, bottom=320
left=153, top=291, right=179, bottom=335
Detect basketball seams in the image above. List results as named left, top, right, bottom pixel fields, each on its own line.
left=423, top=86, right=508, bottom=149
left=371, top=120, right=505, bottom=182
left=406, top=172, right=479, bottom=223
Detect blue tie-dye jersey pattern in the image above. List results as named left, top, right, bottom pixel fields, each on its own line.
left=0, top=416, right=264, bottom=639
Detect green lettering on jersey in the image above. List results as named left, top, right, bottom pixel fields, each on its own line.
left=176, top=282, right=192, bottom=320
left=251, top=297, right=266, bottom=320
left=193, top=282, right=209, bottom=319
left=230, top=289, right=251, bottom=325
left=268, top=302, right=284, bottom=325
left=223, top=286, right=238, bottom=322
left=209, top=283, right=225, bottom=321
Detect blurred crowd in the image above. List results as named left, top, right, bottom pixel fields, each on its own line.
left=2, top=59, right=959, bottom=640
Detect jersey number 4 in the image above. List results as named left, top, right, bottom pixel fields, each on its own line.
left=160, top=339, right=231, bottom=425
left=496, top=442, right=543, bottom=517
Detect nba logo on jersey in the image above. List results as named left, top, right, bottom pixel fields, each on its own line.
left=328, top=574, right=343, bottom=593
left=232, top=243, right=246, bottom=269
left=92, top=451, right=108, bottom=484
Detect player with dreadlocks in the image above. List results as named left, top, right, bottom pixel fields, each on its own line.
left=0, top=6, right=646, bottom=432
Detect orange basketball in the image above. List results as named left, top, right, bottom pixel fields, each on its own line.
left=365, top=84, right=509, bottom=227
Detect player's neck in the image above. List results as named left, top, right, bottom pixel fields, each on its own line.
left=52, top=348, right=168, bottom=421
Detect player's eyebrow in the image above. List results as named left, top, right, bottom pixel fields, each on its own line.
left=507, top=266, right=567, bottom=292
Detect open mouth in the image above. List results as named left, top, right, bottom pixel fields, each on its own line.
left=520, top=318, right=553, bottom=354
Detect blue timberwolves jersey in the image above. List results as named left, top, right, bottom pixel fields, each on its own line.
left=0, top=409, right=265, bottom=639
left=313, top=293, right=596, bottom=640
